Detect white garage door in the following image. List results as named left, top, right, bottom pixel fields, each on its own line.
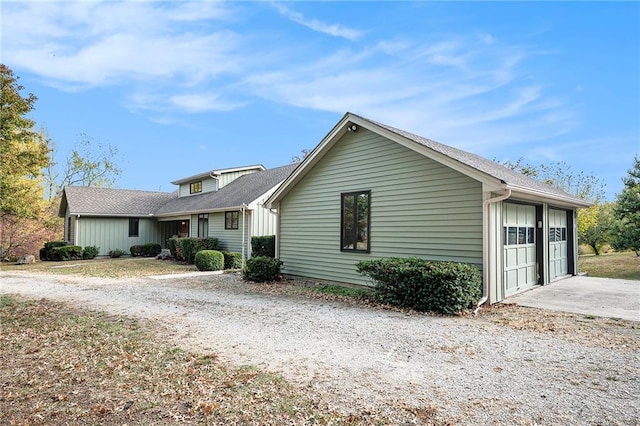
left=503, top=204, right=537, bottom=296
left=549, top=209, right=568, bottom=281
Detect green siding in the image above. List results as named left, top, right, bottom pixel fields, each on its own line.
left=218, top=170, right=259, bottom=188
left=179, top=176, right=217, bottom=197
left=279, top=128, right=483, bottom=286
left=208, top=211, right=248, bottom=254
left=76, top=217, right=162, bottom=256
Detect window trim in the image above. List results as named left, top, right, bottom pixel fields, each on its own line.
left=340, top=190, right=371, bottom=253
left=190, top=181, right=203, bottom=194
left=225, top=211, right=239, bottom=230
left=128, top=217, right=139, bottom=237
left=197, top=213, right=209, bottom=237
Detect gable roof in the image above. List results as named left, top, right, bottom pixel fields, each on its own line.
left=59, top=164, right=297, bottom=218
left=170, top=164, right=266, bottom=185
left=152, top=163, right=297, bottom=217
left=268, top=112, right=591, bottom=208
left=59, top=186, right=176, bottom=217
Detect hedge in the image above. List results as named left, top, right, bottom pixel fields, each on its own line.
left=180, top=238, right=219, bottom=264
left=39, top=241, right=68, bottom=261
left=221, top=251, right=243, bottom=269
left=82, top=246, right=100, bottom=260
left=243, top=256, right=283, bottom=282
left=195, top=250, right=224, bottom=271
left=53, top=245, right=83, bottom=261
left=356, top=257, right=482, bottom=315
left=130, top=245, right=144, bottom=257
left=142, top=243, right=162, bottom=257
left=251, top=235, right=275, bottom=258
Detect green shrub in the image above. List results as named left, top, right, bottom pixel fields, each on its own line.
left=243, top=256, right=283, bottom=282
left=53, top=245, right=83, bottom=261
left=130, top=245, right=144, bottom=257
left=194, top=250, right=224, bottom=271
left=108, top=249, right=126, bottom=258
left=39, top=241, right=67, bottom=261
left=221, top=251, right=243, bottom=269
left=168, top=238, right=183, bottom=260
left=82, top=246, right=100, bottom=260
left=356, top=257, right=482, bottom=315
left=142, top=243, right=162, bottom=257
left=251, top=235, right=276, bottom=258
left=180, top=238, right=219, bottom=264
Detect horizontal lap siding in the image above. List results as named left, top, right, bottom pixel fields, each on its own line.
left=209, top=211, right=247, bottom=254
left=279, top=129, right=483, bottom=286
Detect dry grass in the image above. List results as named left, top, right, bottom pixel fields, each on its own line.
left=0, top=257, right=197, bottom=278
left=578, top=251, right=640, bottom=280
left=0, top=295, right=394, bottom=425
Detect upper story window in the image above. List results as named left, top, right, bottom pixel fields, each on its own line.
left=225, top=211, right=239, bottom=230
left=341, top=191, right=370, bottom=252
left=190, top=181, right=202, bottom=194
left=129, top=217, right=139, bottom=237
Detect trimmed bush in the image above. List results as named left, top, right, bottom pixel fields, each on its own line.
left=243, top=256, right=283, bottom=283
left=82, top=246, right=100, bottom=260
left=142, top=243, right=162, bottom=257
left=168, top=238, right=182, bottom=260
left=180, top=238, right=219, bottom=264
left=251, top=235, right=276, bottom=258
left=53, top=245, right=83, bottom=261
left=221, top=251, right=243, bottom=269
left=109, top=249, right=126, bottom=258
left=130, top=245, right=144, bottom=257
left=356, top=257, right=482, bottom=315
left=194, top=250, right=224, bottom=271
left=39, top=241, right=67, bottom=261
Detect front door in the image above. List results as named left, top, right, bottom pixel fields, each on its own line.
left=549, top=209, right=568, bottom=281
left=503, top=203, right=537, bottom=296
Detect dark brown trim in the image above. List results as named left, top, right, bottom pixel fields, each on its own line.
left=340, top=190, right=371, bottom=253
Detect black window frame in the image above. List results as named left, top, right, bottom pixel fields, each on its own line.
left=225, top=211, right=239, bottom=230
left=197, top=213, right=209, bottom=237
left=128, top=217, right=139, bottom=237
left=340, top=190, right=371, bottom=253
left=190, top=181, right=203, bottom=194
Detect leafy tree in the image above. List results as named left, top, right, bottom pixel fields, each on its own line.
left=0, top=64, right=51, bottom=219
left=501, top=158, right=605, bottom=203
left=577, top=203, right=614, bottom=255
left=611, top=156, right=640, bottom=256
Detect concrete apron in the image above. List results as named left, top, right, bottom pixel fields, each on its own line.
left=504, top=276, right=640, bottom=322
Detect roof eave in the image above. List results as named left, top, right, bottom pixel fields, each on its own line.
left=506, top=184, right=592, bottom=208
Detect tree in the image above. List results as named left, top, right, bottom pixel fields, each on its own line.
left=577, top=203, right=614, bottom=255
left=292, top=148, right=312, bottom=164
left=611, top=156, right=640, bottom=256
left=501, top=158, right=605, bottom=203
left=0, top=64, right=51, bottom=219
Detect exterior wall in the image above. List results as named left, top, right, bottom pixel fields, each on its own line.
left=278, top=128, right=484, bottom=286
left=208, top=211, right=249, bottom=255
left=250, top=201, right=278, bottom=238
left=76, top=217, right=162, bottom=256
left=178, top=176, right=218, bottom=197
left=218, top=169, right=259, bottom=188
left=63, top=208, right=76, bottom=244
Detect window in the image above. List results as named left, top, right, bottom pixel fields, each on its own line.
left=341, top=191, right=370, bottom=252
left=549, top=227, right=567, bottom=242
left=504, top=226, right=535, bottom=246
left=225, top=211, right=239, bottom=230
left=129, top=217, right=139, bottom=237
left=198, top=213, right=209, bottom=237
left=190, top=181, right=202, bottom=194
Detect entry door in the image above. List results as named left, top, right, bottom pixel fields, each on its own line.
left=503, top=204, right=537, bottom=295
left=549, top=209, right=568, bottom=280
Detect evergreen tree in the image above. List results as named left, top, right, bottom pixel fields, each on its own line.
left=611, top=156, right=640, bottom=255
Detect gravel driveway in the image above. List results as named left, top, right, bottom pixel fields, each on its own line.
left=1, top=271, right=638, bottom=425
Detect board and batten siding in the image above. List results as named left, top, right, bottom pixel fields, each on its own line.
left=278, top=128, right=484, bottom=286
left=218, top=170, right=259, bottom=188
left=76, top=217, right=162, bottom=256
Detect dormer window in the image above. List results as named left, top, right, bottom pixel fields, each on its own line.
left=190, top=181, right=202, bottom=194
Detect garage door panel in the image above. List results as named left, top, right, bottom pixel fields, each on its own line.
left=504, top=204, right=537, bottom=295
left=549, top=209, right=568, bottom=281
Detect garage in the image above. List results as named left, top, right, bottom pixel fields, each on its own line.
left=503, top=203, right=537, bottom=296
left=549, top=209, right=569, bottom=281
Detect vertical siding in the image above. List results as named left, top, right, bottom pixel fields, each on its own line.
left=218, top=170, right=259, bottom=188
left=250, top=204, right=278, bottom=237
left=179, top=176, right=218, bottom=197
left=77, top=217, right=162, bottom=256
left=208, top=211, right=249, bottom=254
left=279, top=129, right=483, bottom=286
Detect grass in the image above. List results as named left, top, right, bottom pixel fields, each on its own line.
left=578, top=251, right=640, bottom=280
left=0, top=256, right=198, bottom=278
left=314, top=284, right=372, bottom=299
left=0, top=294, right=390, bottom=425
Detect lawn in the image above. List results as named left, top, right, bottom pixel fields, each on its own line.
left=578, top=251, right=640, bottom=280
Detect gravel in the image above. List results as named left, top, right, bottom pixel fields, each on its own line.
left=1, top=270, right=638, bottom=425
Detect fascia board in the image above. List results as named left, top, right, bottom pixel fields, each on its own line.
left=506, top=184, right=592, bottom=208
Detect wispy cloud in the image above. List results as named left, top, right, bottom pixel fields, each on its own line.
left=272, top=3, right=363, bottom=40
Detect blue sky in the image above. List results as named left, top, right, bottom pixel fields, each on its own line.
left=2, top=1, right=638, bottom=200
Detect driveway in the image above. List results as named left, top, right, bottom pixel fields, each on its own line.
left=506, top=276, right=640, bottom=321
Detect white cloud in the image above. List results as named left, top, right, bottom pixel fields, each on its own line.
left=272, top=3, right=363, bottom=40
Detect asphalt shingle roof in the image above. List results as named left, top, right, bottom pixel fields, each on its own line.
left=61, top=164, right=298, bottom=217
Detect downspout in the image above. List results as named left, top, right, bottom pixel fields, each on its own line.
left=475, top=188, right=512, bottom=315
left=75, top=214, right=80, bottom=246
left=241, top=204, right=247, bottom=269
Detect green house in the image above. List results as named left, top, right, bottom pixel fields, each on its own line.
left=267, top=113, right=590, bottom=304
left=59, top=164, right=296, bottom=258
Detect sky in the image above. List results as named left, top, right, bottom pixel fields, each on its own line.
left=2, top=1, right=638, bottom=201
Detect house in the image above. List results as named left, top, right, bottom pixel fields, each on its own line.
left=267, top=113, right=591, bottom=304
left=59, top=164, right=297, bottom=257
